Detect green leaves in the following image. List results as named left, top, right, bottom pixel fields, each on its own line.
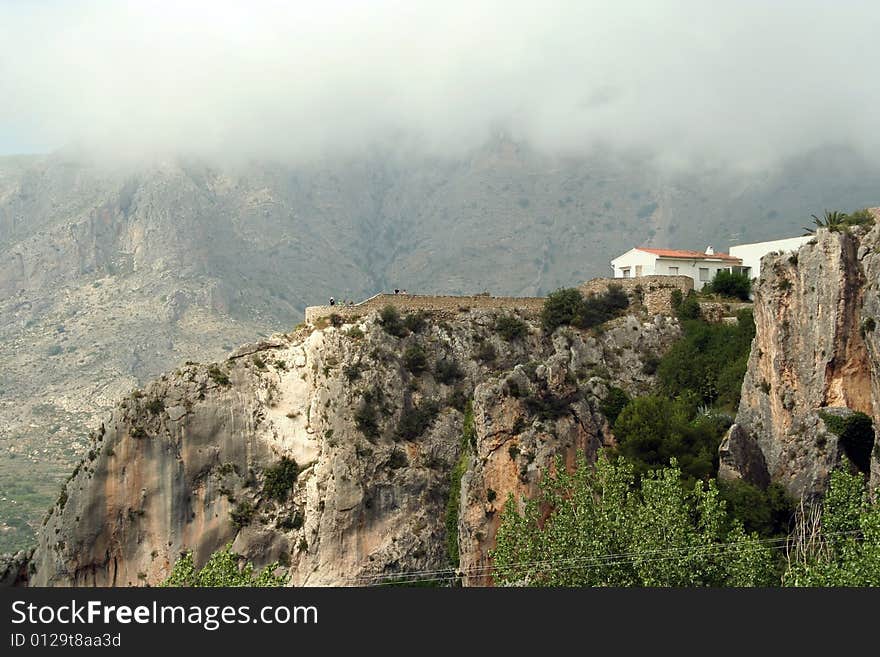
left=491, top=452, right=777, bottom=587
left=162, top=544, right=287, bottom=587
left=541, top=286, right=629, bottom=332
left=783, top=470, right=880, bottom=586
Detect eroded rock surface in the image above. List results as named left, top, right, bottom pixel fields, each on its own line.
left=724, top=210, right=880, bottom=497
left=25, top=309, right=679, bottom=586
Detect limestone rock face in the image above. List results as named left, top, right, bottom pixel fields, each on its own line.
left=728, top=210, right=880, bottom=498
left=25, top=309, right=680, bottom=587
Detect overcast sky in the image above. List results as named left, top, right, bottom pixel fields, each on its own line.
left=2, top=0, right=879, bottom=169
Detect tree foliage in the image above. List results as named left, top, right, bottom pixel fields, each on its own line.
left=162, top=544, right=287, bottom=587
left=819, top=411, right=875, bottom=473
left=494, top=314, right=528, bottom=341
left=671, top=289, right=701, bottom=320
left=656, top=309, right=755, bottom=410
left=612, top=395, right=726, bottom=483
left=262, top=457, right=299, bottom=501
left=706, top=270, right=751, bottom=301
left=494, top=457, right=880, bottom=587
left=492, top=452, right=775, bottom=587
left=783, top=470, right=880, bottom=586
left=541, top=286, right=629, bottom=332
left=803, top=208, right=875, bottom=234
left=599, top=386, right=630, bottom=426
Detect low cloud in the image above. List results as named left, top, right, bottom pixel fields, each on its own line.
left=2, top=0, right=880, bottom=168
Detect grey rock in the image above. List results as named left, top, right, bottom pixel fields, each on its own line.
left=26, top=307, right=680, bottom=587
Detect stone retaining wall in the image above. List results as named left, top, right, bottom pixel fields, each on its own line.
left=578, top=275, right=694, bottom=316
left=305, top=275, right=698, bottom=324
left=305, top=293, right=546, bottom=324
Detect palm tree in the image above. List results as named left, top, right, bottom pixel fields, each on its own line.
left=803, top=209, right=847, bottom=235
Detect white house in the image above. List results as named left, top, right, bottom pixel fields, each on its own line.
left=610, top=246, right=745, bottom=290
left=729, top=236, right=812, bottom=281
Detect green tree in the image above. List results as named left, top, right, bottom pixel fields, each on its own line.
left=656, top=309, right=754, bottom=410
left=541, top=286, right=629, bottom=332
left=673, top=290, right=702, bottom=320
left=783, top=470, right=880, bottom=586
left=492, top=452, right=775, bottom=587
left=599, top=386, right=630, bottom=426
left=162, top=544, right=287, bottom=587
left=541, top=288, right=584, bottom=332
left=706, top=270, right=751, bottom=300
left=612, top=395, right=723, bottom=483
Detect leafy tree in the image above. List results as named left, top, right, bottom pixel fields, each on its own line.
left=433, top=357, right=463, bottom=384
left=402, top=344, right=428, bottom=375
left=494, top=314, right=528, bottom=341
left=673, top=290, right=702, bottom=320
left=706, top=270, right=751, bottom=300
left=818, top=410, right=875, bottom=473
left=492, top=452, right=775, bottom=587
left=783, top=470, right=880, bottom=586
left=612, top=395, right=722, bottom=483
left=656, top=309, right=754, bottom=410
left=162, top=544, right=287, bottom=587
left=379, top=305, right=406, bottom=337
left=403, top=311, right=428, bottom=333
left=262, top=457, right=298, bottom=501
left=541, top=288, right=584, bottom=332
left=717, top=479, right=795, bottom=537
left=541, top=287, right=629, bottom=332
left=599, top=386, right=630, bottom=426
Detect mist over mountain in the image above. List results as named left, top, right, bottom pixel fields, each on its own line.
left=4, top=1, right=880, bottom=572
left=3, top=139, right=880, bottom=551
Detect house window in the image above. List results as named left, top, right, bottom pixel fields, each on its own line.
left=621, top=268, right=631, bottom=278
left=668, top=266, right=678, bottom=275
left=635, top=265, right=643, bottom=276
left=699, top=267, right=709, bottom=282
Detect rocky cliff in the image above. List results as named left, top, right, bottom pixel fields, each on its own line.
left=6, top=143, right=880, bottom=554
left=721, top=209, right=880, bottom=498
left=21, top=307, right=679, bottom=586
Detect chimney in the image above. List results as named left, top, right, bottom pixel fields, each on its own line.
left=705, top=245, right=714, bottom=255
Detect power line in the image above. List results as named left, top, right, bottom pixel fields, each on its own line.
left=335, top=529, right=868, bottom=586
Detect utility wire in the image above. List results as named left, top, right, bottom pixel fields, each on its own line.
left=335, top=529, right=869, bottom=586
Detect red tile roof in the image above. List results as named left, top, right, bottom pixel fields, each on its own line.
left=637, top=247, right=741, bottom=262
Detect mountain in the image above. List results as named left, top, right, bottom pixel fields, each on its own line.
left=19, top=302, right=679, bottom=586
left=3, top=138, right=880, bottom=552
left=5, top=212, right=880, bottom=586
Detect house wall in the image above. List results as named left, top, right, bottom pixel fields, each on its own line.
left=655, top=258, right=736, bottom=290
left=610, top=249, right=657, bottom=278
left=729, top=236, right=812, bottom=280
left=611, top=252, right=736, bottom=290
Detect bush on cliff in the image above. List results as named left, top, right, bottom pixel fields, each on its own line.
left=706, top=270, right=751, bottom=301
left=656, top=309, right=754, bottom=410
left=612, top=395, right=721, bottom=484
left=541, top=286, right=629, bottom=332
left=379, top=305, right=406, bottom=337
left=263, top=457, right=299, bottom=501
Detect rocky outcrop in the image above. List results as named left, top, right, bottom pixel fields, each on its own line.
left=25, top=308, right=680, bottom=587
left=723, top=210, right=880, bottom=498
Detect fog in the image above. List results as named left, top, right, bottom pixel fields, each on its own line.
left=2, top=0, right=880, bottom=169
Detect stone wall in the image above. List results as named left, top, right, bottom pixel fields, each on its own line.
left=698, top=300, right=753, bottom=323
left=305, top=275, right=694, bottom=324
left=305, top=293, right=546, bottom=324
left=578, top=275, right=694, bottom=316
